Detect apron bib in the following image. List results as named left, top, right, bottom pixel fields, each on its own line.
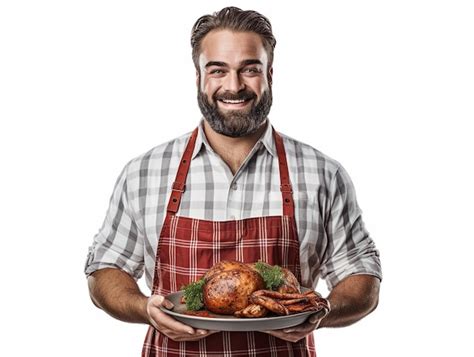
left=142, top=127, right=316, bottom=356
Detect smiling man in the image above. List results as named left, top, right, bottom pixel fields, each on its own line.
left=85, top=7, right=382, bottom=356
left=197, top=30, right=272, bottom=140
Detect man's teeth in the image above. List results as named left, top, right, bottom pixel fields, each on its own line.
left=221, top=99, right=246, bottom=104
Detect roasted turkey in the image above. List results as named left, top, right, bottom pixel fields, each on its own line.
left=199, top=260, right=329, bottom=318
left=203, top=261, right=264, bottom=314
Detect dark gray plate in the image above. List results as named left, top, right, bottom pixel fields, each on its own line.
left=159, top=290, right=325, bottom=332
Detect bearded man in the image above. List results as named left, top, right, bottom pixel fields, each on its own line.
left=85, top=6, right=382, bottom=356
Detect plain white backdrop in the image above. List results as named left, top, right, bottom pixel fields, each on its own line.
left=1, top=0, right=473, bottom=356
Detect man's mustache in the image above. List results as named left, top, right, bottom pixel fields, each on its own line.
left=214, top=90, right=257, bottom=101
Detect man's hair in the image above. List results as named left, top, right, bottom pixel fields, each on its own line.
left=191, top=6, right=276, bottom=71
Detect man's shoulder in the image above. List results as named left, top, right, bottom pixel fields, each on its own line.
left=124, top=131, right=192, bottom=174
left=278, top=131, right=341, bottom=174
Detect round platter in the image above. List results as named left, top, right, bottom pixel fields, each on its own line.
left=159, top=290, right=325, bottom=332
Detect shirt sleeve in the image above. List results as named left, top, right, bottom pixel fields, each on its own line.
left=320, top=164, right=382, bottom=290
left=84, top=162, right=145, bottom=280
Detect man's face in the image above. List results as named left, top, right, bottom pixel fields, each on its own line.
left=197, top=30, right=273, bottom=138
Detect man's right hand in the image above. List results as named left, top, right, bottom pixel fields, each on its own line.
left=88, top=269, right=216, bottom=342
left=147, top=295, right=217, bottom=341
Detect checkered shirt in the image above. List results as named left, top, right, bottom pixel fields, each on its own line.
left=84, top=120, right=382, bottom=291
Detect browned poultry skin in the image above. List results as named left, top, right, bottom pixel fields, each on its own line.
left=250, top=295, right=289, bottom=315
left=199, top=260, right=330, bottom=318
left=279, top=297, right=309, bottom=305
left=252, top=290, right=312, bottom=300
left=277, top=268, right=300, bottom=293
left=203, top=268, right=264, bottom=315
left=203, top=260, right=254, bottom=282
left=234, top=304, right=268, bottom=318
left=286, top=302, right=317, bottom=313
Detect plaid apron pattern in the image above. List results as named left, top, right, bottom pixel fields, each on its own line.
left=142, top=127, right=316, bottom=356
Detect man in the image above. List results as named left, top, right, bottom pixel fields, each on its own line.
left=85, top=6, right=382, bottom=356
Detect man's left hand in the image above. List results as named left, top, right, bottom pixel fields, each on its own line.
left=264, top=312, right=324, bottom=343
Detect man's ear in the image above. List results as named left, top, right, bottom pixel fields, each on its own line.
left=268, top=67, right=273, bottom=86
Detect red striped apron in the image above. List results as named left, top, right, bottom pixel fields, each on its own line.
left=142, top=127, right=316, bottom=356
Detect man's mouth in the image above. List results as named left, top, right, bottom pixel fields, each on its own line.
left=217, top=97, right=254, bottom=109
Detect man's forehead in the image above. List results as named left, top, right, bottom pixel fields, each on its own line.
left=199, top=29, right=268, bottom=68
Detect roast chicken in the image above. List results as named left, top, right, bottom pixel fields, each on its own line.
left=203, top=261, right=265, bottom=315
left=198, top=260, right=329, bottom=318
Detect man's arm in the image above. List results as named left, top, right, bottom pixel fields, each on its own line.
left=87, top=268, right=216, bottom=341
left=266, top=274, right=380, bottom=342
left=319, top=274, right=379, bottom=328
left=88, top=268, right=149, bottom=323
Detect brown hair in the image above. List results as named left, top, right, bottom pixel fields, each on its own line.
left=191, top=6, right=276, bottom=71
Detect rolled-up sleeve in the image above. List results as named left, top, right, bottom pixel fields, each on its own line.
left=84, top=163, right=145, bottom=280
left=320, top=164, right=382, bottom=290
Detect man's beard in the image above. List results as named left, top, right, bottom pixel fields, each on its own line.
left=197, top=87, right=272, bottom=138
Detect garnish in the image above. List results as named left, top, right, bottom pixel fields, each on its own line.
left=182, top=278, right=206, bottom=311
left=254, top=261, right=284, bottom=290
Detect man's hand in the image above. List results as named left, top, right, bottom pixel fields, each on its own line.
left=147, top=295, right=217, bottom=342
left=264, top=311, right=325, bottom=343
left=88, top=268, right=217, bottom=342
left=264, top=274, right=380, bottom=342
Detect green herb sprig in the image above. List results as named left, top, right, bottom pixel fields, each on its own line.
left=254, top=261, right=284, bottom=290
left=182, top=278, right=205, bottom=311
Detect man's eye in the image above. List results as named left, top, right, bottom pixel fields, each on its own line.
left=243, top=68, right=261, bottom=74
left=210, top=69, right=224, bottom=74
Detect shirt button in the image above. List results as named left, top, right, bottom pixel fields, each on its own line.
left=232, top=183, right=238, bottom=190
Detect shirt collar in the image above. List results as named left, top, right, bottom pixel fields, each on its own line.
left=258, top=119, right=277, bottom=158
left=191, top=118, right=277, bottom=160
left=191, top=120, right=210, bottom=160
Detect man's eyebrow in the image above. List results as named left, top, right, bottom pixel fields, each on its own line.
left=205, top=61, right=228, bottom=68
left=204, top=59, right=263, bottom=68
left=240, top=59, right=263, bottom=66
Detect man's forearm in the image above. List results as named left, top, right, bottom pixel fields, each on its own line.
left=88, top=268, right=149, bottom=324
left=318, top=274, right=380, bottom=328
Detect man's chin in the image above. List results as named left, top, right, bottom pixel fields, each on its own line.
left=198, top=88, right=271, bottom=138
left=216, top=109, right=252, bottom=119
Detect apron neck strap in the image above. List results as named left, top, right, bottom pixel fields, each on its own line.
left=166, top=128, right=198, bottom=215
left=167, top=126, right=295, bottom=217
left=272, top=127, right=295, bottom=217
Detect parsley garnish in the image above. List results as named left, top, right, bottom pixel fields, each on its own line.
left=182, top=278, right=205, bottom=311
left=254, top=262, right=284, bottom=290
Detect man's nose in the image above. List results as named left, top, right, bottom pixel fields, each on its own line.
left=223, top=71, right=245, bottom=92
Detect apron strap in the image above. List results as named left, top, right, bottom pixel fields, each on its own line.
left=166, top=128, right=199, bottom=215
left=272, top=127, right=295, bottom=217
left=167, top=125, right=295, bottom=217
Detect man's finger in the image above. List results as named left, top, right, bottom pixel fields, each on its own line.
left=264, top=330, right=286, bottom=339
left=265, top=329, right=304, bottom=343
left=148, top=306, right=195, bottom=335
left=148, top=295, right=165, bottom=307
left=309, top=309, right=327, bottom=324
left=264, top=321, right=317, bottom=343
left=148, top=295, right=175, bottom=309
left=163, top=329, right=219, bottom=342
left=162, top=299, right=174, bottom=310
left=283, top=322, right=311, bottom=334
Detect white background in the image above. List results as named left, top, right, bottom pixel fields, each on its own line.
left=1, top=0, right=473, bottom=356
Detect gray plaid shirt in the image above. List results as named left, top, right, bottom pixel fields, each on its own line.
left=85, top=120, right=382, bottom=291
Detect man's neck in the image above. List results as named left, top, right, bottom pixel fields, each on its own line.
left=202, top=120, right=268, bottom=175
